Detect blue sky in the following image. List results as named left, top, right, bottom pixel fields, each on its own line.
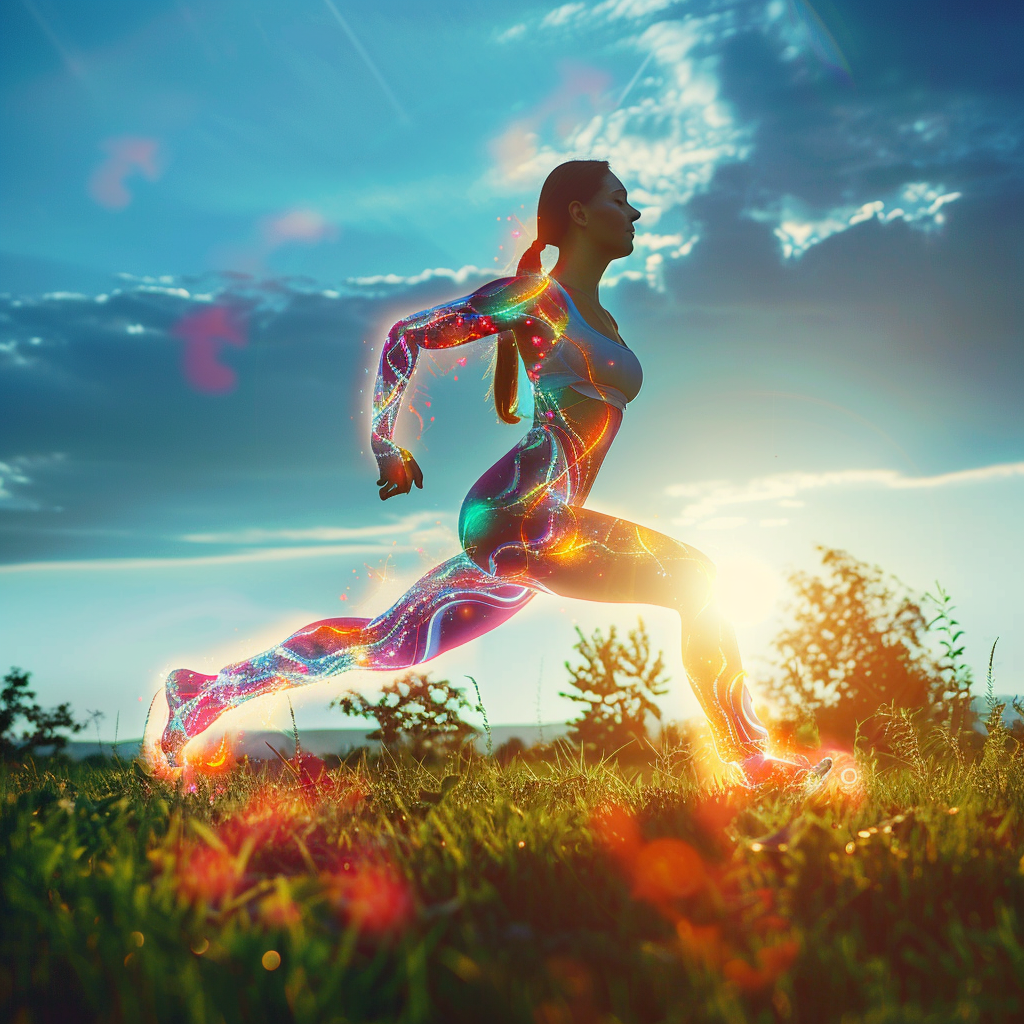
left=1, top=0, right=1022, bottom=740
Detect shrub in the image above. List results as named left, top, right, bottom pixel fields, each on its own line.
left=330, top=671, right=477, bottom=760
left=560, top=617, right=669, bottom=757
left=0, top=667, right=84, bottom=761
left=761, top=547, right=974, bottom=752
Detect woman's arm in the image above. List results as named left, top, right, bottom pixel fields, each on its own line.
left=370, top=275, right=548, bottom=497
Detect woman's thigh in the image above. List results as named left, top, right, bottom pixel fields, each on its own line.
left=464, top=487, right=715, bottom=616
left=524, top=504, right=716, bottom=613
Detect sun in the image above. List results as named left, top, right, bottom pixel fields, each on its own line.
left=712, top=553, right=782, bottom=627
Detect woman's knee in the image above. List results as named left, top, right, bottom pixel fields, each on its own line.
left=668, top=545, right=718, bottom=620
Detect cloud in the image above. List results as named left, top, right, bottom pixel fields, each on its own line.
left=0, top=458, right=36, bottom=510
left=487, top=10, right=754, bottom=289
left=0, top=268, right=507, bottom=564
left=541, top=3, right=586, bottom=28
left=667, top=461, right=1024, bottom=527
left=486, top=0, right=1021, bottom=283
left=349, top=265, right=492, bottom=289
left=751, top=183, right=963, bottom=258
left=0, top=543, right=398, bottom=575
left=495, top=17, right=750, bottom=219
left=0, top=454, right=64, bottom=511
left=496, top=23, right=527, bottom=43
left=182, top=512, right=435, bottom=545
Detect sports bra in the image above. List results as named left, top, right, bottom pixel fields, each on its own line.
left=535, top=279, right=644, bottom=413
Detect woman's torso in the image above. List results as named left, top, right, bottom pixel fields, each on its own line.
left=461, top=277, right=644, bottom=520
left=529, top=277, right=643, bottom=419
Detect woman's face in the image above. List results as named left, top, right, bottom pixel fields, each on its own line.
left=571, top=172, right=642, bottom=258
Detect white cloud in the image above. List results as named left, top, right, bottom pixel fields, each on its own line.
left=0, top=454, right=64, bottom=511
left=752, top=183, right=963, bottom=259
left=349, top=265, right=491, bottom=289
left=496, top=23, right=526, bottom=42
left=696, top=516, right=747, bottom=530
left=0, top=543, right=399, bottom=575
left=667, top=461, right=1024, bottom=527
left=0, top=459, right=34, bottom=510
left=541, top=3, right=586, bottom=27
left=183, top=512, right=435, bottom=545
left=488, top=13, right=751, bottom=280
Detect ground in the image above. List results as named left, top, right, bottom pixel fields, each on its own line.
left=2, top=742, right=1023, bottom=1024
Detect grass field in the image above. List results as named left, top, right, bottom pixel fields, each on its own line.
left=2, top=730, right=1023, bottom=1024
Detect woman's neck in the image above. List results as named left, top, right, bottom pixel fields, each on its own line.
left=550, top=249, right=610, bottom=307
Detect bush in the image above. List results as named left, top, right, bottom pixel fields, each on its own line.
left=330, top=671, right=477, bottom=760
left=560, top=617, right=669, bottom=758
left=760, top=548, right=974, bottom=752
left=0, top=666, right=84, bottom=761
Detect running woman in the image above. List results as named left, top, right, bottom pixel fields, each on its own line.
left=144, top=160, right=831, bottom=789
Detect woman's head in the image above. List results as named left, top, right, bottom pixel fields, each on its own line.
left=517, top=160, right=640, bottom=275
left=496, top=161, right=639, bottom=424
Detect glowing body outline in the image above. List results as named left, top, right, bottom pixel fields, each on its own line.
left=147, top=273, right=769, bottom=775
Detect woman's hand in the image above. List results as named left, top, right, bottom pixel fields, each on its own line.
left=375, top=445, right=424, bottom=500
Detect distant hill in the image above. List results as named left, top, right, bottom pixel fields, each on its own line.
left=60, top=723, right=570, bottom=761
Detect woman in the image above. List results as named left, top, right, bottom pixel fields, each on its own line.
left=144, top=160, right=830, bottom=789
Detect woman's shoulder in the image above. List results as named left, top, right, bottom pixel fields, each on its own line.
left=469, top=273, right=562, bottom=316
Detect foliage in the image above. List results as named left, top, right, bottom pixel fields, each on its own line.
left=560, top=617, right=669, bottom=756
left=2, top=732, right=1023, bottom=1024
left=761, top=547, right=966, bottom=750
left=330, top=671, right=477, bottom=760
left=0, top=666, right=84, bottom=762
left=923, top=584, right=980, bottom=738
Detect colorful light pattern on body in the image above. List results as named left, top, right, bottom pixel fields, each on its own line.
left=144, top=272, right=772, bottom=777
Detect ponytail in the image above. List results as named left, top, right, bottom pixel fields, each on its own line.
left=493, top=334, right=520, bottom=424
left=492, top=240, right=545, bottom=425
left=516, top=238, right=546, bottom=276
left=493, top=158, right=611, bottom=425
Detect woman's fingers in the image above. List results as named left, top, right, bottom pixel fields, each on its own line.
left=375, top=454, right=422, bottom=499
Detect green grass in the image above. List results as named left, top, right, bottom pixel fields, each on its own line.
left=2, top=740, right=1023, bottom=1024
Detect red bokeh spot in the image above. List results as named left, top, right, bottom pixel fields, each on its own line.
left=323, top=863, right=412, bottom=934
left=172, top=306, right=248, bottom=394
left=88, top=136, right=162, bottom=210
left=631, top=838, right=706, bottom=904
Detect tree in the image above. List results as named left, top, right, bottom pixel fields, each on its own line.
left=330, top=672, right=477, bottom=760
left=1, top=667, right=84, bottom=761
left=560, top=618, right=669, bottom=756
left=761, top=547, right=968, bottom=750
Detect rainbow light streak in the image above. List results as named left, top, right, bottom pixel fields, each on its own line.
left=145, top=274, right=771, bottom=778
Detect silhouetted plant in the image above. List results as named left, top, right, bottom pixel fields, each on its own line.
left=1, top=666, right=84, bottom=761
left=560, top=617, right=669, bottom=757
left=761, top=547, right=963, bottom=751
left=330, top=672, right=477, bottom=760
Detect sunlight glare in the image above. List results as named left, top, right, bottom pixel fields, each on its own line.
left=713, top=554, right=781, bottom=627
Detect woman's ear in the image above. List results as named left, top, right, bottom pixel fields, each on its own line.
left=567, top=199, right=588, bottom=228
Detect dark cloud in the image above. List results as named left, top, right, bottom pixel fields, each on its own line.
left=0, top=269, right=517, bottom=563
